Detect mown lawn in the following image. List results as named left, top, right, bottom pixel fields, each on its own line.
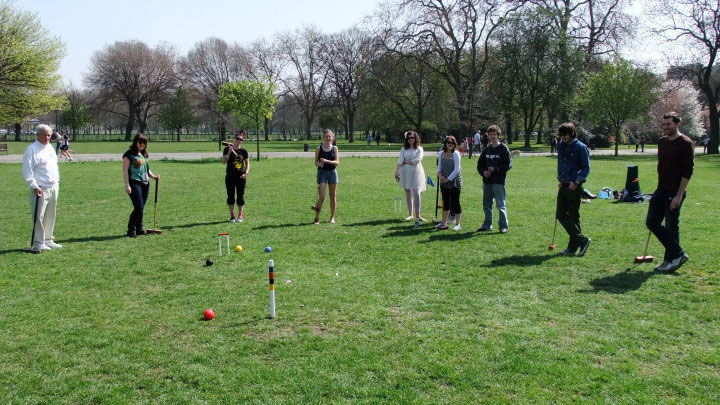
left=1, top=138, right=552, bottom=155
left=0, top=155, right=717, bottom=402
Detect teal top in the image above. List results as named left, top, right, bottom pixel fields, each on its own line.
left=123, top=150, right=149, bottom=183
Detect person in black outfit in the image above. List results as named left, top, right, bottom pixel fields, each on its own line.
left=311, top=129, right=340, bottom=224
left=122, top=133, right=159, bottom=237
left=223, top=130, right=250, bottom=223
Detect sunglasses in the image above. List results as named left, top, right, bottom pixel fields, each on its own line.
left=446, top=141, right=456, bottom=145
left=235, top=137, right=243, bottom=140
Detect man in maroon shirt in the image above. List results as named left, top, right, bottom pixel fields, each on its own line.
left=646, top=112, right=694, bottom=273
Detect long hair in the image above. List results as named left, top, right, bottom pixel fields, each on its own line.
left=130, top=133, right=149, bottom=158
left=403, top=131, right=421, bottom=149
left=442, top=135, right=457, bottom=153
left=558, top=122, right=577, bottom=139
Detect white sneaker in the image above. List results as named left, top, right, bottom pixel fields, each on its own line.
left=237, top=216, right=244, bottom=223
left=45, top=241, right=63, bottom=249
left=33, top=243, right=51, bottom=251
left=453, top=224, right=461, bottom=231
left=229, top=217, right=236, bottom=223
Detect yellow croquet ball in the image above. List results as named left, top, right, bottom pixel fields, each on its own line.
left=235, top=245, right=243, bottom=252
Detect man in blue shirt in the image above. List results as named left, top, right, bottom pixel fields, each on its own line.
left=556, top=122, right=591, bottom=256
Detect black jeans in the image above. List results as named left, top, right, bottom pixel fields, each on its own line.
left=225, top=174, right=247, bottom=206
left=441, top=187, right=462, bottom=215
left=128, top=181, right=149, bottom=232
left=556, top=185, right=587, bottom=250
left=646, top=189, right=685, bottom=261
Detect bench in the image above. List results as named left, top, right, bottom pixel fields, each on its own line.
left=0, top=143, right=8, bottom=155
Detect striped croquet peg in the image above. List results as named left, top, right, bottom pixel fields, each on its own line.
left=269, top=259, right=276, bottom=318
left=217, top=232, right=230, bottom=256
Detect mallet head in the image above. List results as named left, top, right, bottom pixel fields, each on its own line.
left=634, top=255, right=654, bottom=263
left=548, top=245, right=557, bottom=250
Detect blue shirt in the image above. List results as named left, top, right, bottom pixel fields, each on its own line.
left=557, top=138, right=590, bottom=184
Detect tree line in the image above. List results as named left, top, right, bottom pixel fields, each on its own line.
left=1, top=0, right=718, bottom=154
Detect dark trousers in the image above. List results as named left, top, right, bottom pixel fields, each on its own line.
left=128, top=181, right=149, bottom=232
left=225, top=175, right=247, bottom=206
left=646, top=189, right=685, bottom=261
left=441, top=187, right=462, bottom=215
left=556, top=185, right=587, bottom=250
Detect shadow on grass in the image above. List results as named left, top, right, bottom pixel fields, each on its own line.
left=419, top=230, right=481, bottom=243
left=479, top=253, right=562, bottom=267
left=164, top=220, right=227, bottom=230
left=579, top=267, right=666, bottom=294
left=252, top=222, right=315, bottom=230
left=342, top=218, right=400, bottom=227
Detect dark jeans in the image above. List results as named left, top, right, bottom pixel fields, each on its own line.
left=225, top=175, right=247, bottom=206
left=441, top=187, right=462, bottom=215
left=646, top=189, right=685, bottom=261
left=128, top=181, right=149, bottom=232
left=556, top=185, right=587, bottom=250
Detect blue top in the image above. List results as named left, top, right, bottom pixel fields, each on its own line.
left=557, top=138, right=590, bottom=184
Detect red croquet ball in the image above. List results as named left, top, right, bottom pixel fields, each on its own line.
left=204, top=309, right=215, bottom=320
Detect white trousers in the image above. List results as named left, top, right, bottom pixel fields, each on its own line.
left=30, top=185, right=59, bottom=245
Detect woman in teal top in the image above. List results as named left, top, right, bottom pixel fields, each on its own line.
left=122, top=133, right=159, bottom=237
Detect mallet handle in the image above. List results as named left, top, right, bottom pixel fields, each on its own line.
left=642, top=230, right=651, bottom=257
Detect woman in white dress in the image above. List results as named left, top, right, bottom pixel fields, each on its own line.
left=394, top=131, right=426, bottom=224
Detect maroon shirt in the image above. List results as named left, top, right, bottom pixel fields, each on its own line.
left=657, top=135, right=694, bottom=194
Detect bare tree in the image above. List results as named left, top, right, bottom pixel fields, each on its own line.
left=375, top=0, right=523, bottom=127
left=653, top=0, right=720, bottom=154
left=244, top=38, right=288, bottom=140
left=179, top=37, right=246, bottom=141
left=278, top=26, right=330, bottom=139
left=321, top=28, right=374, bottom=142
left=85, top=40, right=176, bottom=140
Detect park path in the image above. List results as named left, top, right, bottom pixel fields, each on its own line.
left=0, top=147, right=706, bottom=163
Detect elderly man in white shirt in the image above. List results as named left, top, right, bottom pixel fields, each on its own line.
left=22, top=124, right=62, bottom=252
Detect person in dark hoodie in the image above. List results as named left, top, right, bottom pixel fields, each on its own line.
left=556, top=122, right=591, bottom=257
left=477, top=125, right=512, bottom=233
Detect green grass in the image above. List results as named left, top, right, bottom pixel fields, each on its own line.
left=1, top=139, right=552, bottom=155
left=0, top=155, right=718, bottom=402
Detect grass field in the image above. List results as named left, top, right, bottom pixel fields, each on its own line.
left=1, top=139, right=553, bottom=155
left=0, top=154, right=718, bottom=402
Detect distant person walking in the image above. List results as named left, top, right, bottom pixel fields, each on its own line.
left=395, top=130, right=426, bottom=224
left=473, top=130, right=481, bottom=153
left=646, top=112, right=694, bottom=273
left=59, top=131, right=73, bottom=161
left=122, top=133, right=159, bottom=237
left=703, top=137, right=710, bottom=154
left=640, top=136, right=645, bottom=152
left=223, top=130, right=250, bottom=223
left=549, top=135, right=557, bottom=154
left=436, top=136, right=462, bottom=231
left=22, top=125, right=63, bottom=252
left=555, top=122, right=591, bottom=256
left=477, top=125, right=512, bottom=233
left=311, top=129, right=340, bottom=224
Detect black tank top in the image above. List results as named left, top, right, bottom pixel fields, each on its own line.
left=318, top=145, right=336, bottom=171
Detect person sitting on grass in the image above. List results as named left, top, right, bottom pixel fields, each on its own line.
left=122, top=133, right=159, bottom=237
left=394, top=130, right=426, bottom=225
left=436, top=136, right=462, bottom=231
left=311, top=129, right=340, bottom=224
left=223, top=130, right=250, bottom=223
left=477, top=125, right=512, bottom=233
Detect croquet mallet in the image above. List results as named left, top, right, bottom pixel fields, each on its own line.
left=147, top=178, right=163, bottom=234
left=548, top=218, right=558, bottom=250
left=634, top=230, right=654, bottom=263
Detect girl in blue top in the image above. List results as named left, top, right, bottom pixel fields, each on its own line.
left=122, top=133, right=159, bottom=237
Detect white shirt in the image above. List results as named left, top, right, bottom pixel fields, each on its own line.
left=473, top=133, right=481, bottom=145
left=22, top=140, right=59, bottom=190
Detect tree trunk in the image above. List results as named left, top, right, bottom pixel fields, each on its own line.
left=705, top=95, right=719, bottom=154
left=524, top=129, right=532, bottom=148
left=305, top=118, right=312, bottom=140
left=537, top=116, right=544, bottom=144
left=347, top=112, right=355, bottom=143
left=504, top=113, right=513, bottom=144
left=14, top=123, right=21, bottom=141
left=614, top=127, right=620, bottom=157
left=264, top=117, right=270, bottom=141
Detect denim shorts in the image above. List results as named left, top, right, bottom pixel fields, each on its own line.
left=317, top=168, right=338, bottom=184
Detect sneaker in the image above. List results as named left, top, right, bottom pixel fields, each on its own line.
left=229, top=217, right=236, bottom=223
left=500, top=228, right=508, bottom=234
left=576, top=238, right=591, bottom=257
left=329, top=217, right=336, bottom=224
left=45, top=241, right=63, bottom=249
left=237, top=215, right=244, bottom=223
left=417, top=217, right=427, bottom=222
left=404, top=216, right=414, bottom=221
left=33, top=243, right=51, bottom=252
left=313, top=217, right=320, bottom=225
left=559, top=248, right=576, bottom=255
left=436, top=224, right=449, bottom=230
left=126, top=230, right=137, bottom=238
left=453, top=224, right=461, bottom=231
left=653, top=261, right=672, bottom=272
left=477, top=226, right=492, bottom=232
left=662, top=254, right=689, bottom=273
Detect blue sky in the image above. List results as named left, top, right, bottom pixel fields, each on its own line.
left=15, top=0, right=667, bottom=86
left=16, top=0, right=380, bottom=85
